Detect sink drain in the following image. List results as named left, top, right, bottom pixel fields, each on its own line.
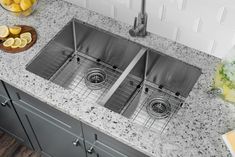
left=146, top=97, right=171, bottom=119
left=85, top=68, right=107, bottom=90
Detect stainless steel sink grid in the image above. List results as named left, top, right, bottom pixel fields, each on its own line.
left=123, top=81, right=183, bottom=132
left=26, top=18, right=202, bottom=133
left=146, top=97, right=171, bottom=119
left=49, top=52, right=122, bottom=103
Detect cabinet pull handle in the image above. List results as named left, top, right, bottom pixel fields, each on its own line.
left=87, top=141, right=96, bottom=154
left=0, top=96, right=10, bottom=107
left=72, top=138, right=80, bottom=147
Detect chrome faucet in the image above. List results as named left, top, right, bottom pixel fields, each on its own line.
left=129, top=0, right=148, bottom=37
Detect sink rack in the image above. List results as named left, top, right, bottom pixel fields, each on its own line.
left=26, top=18, right=201, bottom=134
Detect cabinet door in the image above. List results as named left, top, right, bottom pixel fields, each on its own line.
left=14, top=100, right=86, bottom=157
left=83, top=124, right=149, bottom=157
left=0, top=81, right=31, bottom=147
left=85, top=140, right=127, bottom=157
left=5, top=83, right=86, bottom=157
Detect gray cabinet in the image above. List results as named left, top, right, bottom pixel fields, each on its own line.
left=5, top=83, right=86, bottom=157
left=0, top=81, right=31, bottom=147
left=4, top=82, right=149, bottom=157
left=83, top=124, right=149, bottom=157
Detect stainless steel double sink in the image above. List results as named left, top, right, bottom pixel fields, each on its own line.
left=26, top=18, right=201, bottom=133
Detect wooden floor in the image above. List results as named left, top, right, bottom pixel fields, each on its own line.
left=0, top=131, right=41, bottom=157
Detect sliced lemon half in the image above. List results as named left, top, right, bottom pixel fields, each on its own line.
left=0, top=25, right=9, bottom=38
left=11, top=37, right=21, bottom=48
left=20, top=32, right=31, bottom=38
left=13, top=0, right=20, bottom=3
left=20, top=0, right=32, bottom=11
left=21, top=35, right=32, bottom=44
left=1, top=0, right=13, bottom=6
left=9, top=26, right=22, bottom=35
left=9, top=3, right=22, bottom=12
left=3, top=38, right=14, bottom=47
left=19, top=38, right=27, bottom=48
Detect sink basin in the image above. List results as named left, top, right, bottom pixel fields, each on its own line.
left=26, top=18, right=201, bottom=133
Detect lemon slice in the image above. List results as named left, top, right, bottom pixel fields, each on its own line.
left=3, top=38, right=14, bottom=47
left=20, top=0, right=32, bottom=11
left=11, top=38, right=21, bottom=48
left=19, top=38, right=27, bottom=48
left=1, top=0, right=13, bottom=6
left=9, top=3, right=22, bottom=12
left=21, top=35, right=32, bottom=44
left=9, top=26, right=22, bottom=35
left=0, top=25, right=9, bottom=38
left=20, top=32, right=31, bottom=38
left=31, top=0, right=37, bottom=4
left=22, top=8, right=32, bottom=16
left=13, top=0, right=20, bottom=3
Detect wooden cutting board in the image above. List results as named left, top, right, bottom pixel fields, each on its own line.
left=0, top=25, right=37, bottom=54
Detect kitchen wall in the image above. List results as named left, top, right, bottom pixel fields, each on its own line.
left=64, top=0, right=235, bottom=59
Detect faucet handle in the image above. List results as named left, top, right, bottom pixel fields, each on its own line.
left=134, top=17, right=137, bottom=29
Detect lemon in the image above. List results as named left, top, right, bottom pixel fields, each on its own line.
left=1, top=0, right=13, bottom=6
left=20, top=32, right=32, bottom=43
left=30, top=0, right=36, bottom=4
left=19, top=38, right=27, bottom=48
left=20, top=0, right=32, bottom=11
left=21, top=35, right=32, bottom=44
left=22, top=8, right=32, bottom=16
left=20, top=32, right=31, bottom=38
left=9, top=26, right=21, bottom=35
left=0, top=25, right=9, bottom=38
left=3, top=38, right=14, bottom=47
left=9, top=3, right=22, bottom=12
left=11, top=37, right=21, bottom=48
left=13, top=0, right=20, bottom=3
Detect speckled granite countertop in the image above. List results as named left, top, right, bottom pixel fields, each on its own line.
left=0, top=0, right=235, bottom=156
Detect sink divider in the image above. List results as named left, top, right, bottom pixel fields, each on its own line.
left=72, top=19, right=77, bottom=52
left=99, top=48, right=147, bottom=105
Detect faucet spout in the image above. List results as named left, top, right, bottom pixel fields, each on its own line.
left=129, top=0, right=147, bottom=37
left=141, top=0, right=146, bottom=14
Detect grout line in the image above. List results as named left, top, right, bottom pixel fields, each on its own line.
left=193, top=18, right=202, bottom=33
left=177, top=0, right=186, bottom=10
left=208, top=40, right=216, bottom=54
left=217, top=7, right=226, bottom=24
left=111, top=5, right=115, bottom=18
left=159, top=4, right=166, bottom=21
left=174, top=28, right=181, bottom=42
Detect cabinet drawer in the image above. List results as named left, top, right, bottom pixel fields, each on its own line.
left=85, top=140, right=128, bottom=157
left=83, top=124, right=149, bottom=157
left=14, top=102, right=86, bottom=157
left=4, top=82, right=82, bottom=136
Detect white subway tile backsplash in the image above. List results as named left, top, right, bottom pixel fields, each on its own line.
left=217, top=7, right=226, bottom=24
left=176, top=0, right=187, bottom=10
left=129, top=0, right=141, bottom=11
left=114, top=4, right=137, bottom=25
left=164, top=8, right=196, bottom=31
left=177, top=28, right=213, bottom=53
left=221, top=6, right=235, bottom=28
left=193, top=18, right=202, bottom=33
left=64, top=0, right=235, bottom=59
left=212, top=41, right=231, bottom=59
left=87, top=0, right=114, bottom=17
left=148, top=14, right=179, bottom=40
left=158, top=5, right=166, bottom=21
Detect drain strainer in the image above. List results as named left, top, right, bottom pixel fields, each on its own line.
left=85, top=68, right=107, bottom=90
left=146, top=97, right=171, bottom=119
